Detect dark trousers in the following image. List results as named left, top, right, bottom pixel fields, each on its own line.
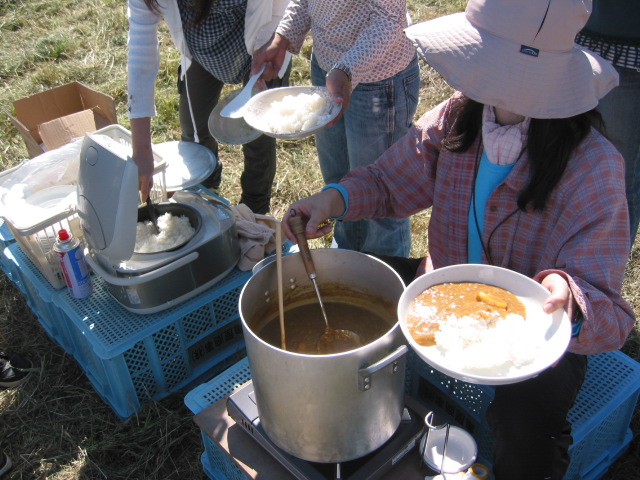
left=367, top=253, right=588, bottom=479
left=488, top=352, right=587, bottom=480
left=179, top=60, right=291, bottom=214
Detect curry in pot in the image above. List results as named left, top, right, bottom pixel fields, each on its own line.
left=257, top=299, right=394, bottom=355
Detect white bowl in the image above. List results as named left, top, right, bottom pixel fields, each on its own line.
left=208, top=88, right=262, bottom=145
left=398, top=264, right=572, bottom=385
left=243, top=86, right=341, bottom=140
left=420, top=425, right=477, bottom=473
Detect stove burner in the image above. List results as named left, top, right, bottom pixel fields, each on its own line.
left=226, top=382, right=425, bottom=480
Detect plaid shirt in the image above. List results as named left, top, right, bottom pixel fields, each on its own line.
left=339, top=95, right=635, bottom=355
left=178, top=0, right=251, bottom=84
left=276, top=0, right=416, bottom=88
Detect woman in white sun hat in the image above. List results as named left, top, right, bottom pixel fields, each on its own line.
left=280, top=0, right=636, bottom=478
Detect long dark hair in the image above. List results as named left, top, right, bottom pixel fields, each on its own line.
left=144, top=0, right=217, bottom=26
left=442, top=98, right=604, bottom=211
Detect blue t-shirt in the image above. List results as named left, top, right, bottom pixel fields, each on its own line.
left=467, top=151, right=514, bottom=263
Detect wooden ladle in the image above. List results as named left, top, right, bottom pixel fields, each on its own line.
left=288, top=213, right=361, bottom=354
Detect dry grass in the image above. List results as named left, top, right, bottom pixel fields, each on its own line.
left=1, top=0, right=638, bottom=479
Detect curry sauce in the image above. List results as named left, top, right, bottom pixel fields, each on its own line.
left=257, top=300, right=393, bottom=354
left=407, top=282, right=525, bottom=347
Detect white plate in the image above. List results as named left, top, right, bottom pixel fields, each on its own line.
left=398, top=264, right=572, bottom=385
left=154, top=141, right=216, bottom=191
left=243, top=86, right=341, bottom=140
left=208, top=88, right=262, bottom=146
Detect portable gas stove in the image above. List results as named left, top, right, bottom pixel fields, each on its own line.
left=226, top=381, right=425, bottom=480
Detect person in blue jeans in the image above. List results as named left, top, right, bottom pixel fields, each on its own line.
left=576, top=0, right=640, bottom=244
left=310, top=55, right=420, bottom=257
left=252, top=0, right=420, bottom=257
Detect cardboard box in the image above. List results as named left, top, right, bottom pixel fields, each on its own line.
left=8, top=82, right=117, bottom=158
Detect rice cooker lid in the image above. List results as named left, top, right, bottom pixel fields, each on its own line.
left=76, top=133, right=138, bottom=264
left=154, top=141, right=217, bottom=191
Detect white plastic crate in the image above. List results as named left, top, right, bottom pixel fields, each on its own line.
left=93, top=124, right=168, bottom=204
left=3, top=124, right=167, bottom=289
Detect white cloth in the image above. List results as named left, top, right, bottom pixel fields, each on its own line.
left=481, top=105, right=530, bottom=166
left=231, top=204, right=276, bottom=271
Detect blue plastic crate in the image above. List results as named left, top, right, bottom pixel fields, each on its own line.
left=0, top=218, right=14, bottom=249
left=407, top=349, right=640, bottom=480
left=8, top=238, right=252, bottom=418
left=1, top=222, right=24, bottom=293
left=5, top=243, right=68, bottom=341
left=49, top=266, right=252, bottom=419
left=2, top=245, right=25, bottom=295
left=185, top=357, right=252, bottom=480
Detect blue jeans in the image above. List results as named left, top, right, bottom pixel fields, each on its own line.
left=311, top=54, right=420, bottom=257
left=596, top=66, right=640, bottom=244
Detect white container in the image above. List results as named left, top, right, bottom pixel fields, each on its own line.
left=420, top=425, right=478, bottom=474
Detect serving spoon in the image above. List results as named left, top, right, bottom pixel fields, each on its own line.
left=220, top=63, right=266, bottom=119
left=288, top=213, right=361, bottom=354
left=145, top=197, right=159, bottom=235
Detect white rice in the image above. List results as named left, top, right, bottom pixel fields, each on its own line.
left=265, top=92, right=332, bottom=133
left=135, top=212, right=195, bottom=253
left=432, top=310, right=539, bottom=376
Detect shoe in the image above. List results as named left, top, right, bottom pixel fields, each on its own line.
left=0, top=450, right=12, bottom=477
left=0, top=351, right=33, bottom=388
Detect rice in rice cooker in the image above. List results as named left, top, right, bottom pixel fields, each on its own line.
left=135, top=212, right=195, bottom=253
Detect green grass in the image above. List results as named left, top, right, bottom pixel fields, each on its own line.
left=1, top=0, right=638, bottom=478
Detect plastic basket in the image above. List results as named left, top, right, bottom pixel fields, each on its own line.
left=407, top=349, right=640, bottom=480
left=51, top=268, right=251, bottom=419
left=3, top=124, right=167, bottom=289
left=5, top=243, right=78, bottom=354
left=185, top=357, right=257, bottom=480
left=0, top=221, right=24, bottom=293
left=187, top=350, right=640, bottom=480
left=7, top=235, right=251, bottom=419
left=93, top=125, right=167, bottom=204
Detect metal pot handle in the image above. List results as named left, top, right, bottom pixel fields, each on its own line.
left=358, top=345, right=408, bottom=391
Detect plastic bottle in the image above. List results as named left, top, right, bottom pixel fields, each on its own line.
left=53, top=229, right=93, bottom=298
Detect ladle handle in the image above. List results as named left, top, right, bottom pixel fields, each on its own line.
left=288, top=214, right=316, bottom=278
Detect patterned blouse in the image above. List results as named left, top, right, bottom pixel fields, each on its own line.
left=276, top=0, right=416, bottom=87
left=338, top=95, right=636, bottom=356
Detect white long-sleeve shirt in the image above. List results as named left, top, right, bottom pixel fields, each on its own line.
left=127, top=0, right=288, bottom=119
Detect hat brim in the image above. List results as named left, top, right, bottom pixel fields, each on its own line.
left=405, top=13, right=619, bottom=119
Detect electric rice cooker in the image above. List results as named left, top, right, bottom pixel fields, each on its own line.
left=76, top=133, right=240, bottom=314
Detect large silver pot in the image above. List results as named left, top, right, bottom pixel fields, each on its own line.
left=239, top=249, right=406, bottom=463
